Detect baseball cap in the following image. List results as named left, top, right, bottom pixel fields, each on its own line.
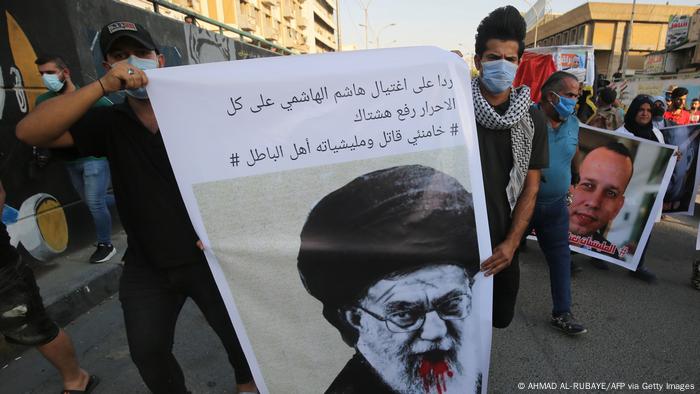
left=99, top=21, right=158, bottom=55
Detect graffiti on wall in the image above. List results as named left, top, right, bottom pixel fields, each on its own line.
left=185, top=25, right=233, bottom=64
left=1, top=0, right=280, bottom=262
left=0, top=8, right=76, bottom=262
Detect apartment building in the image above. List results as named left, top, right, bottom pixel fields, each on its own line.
left=119, top=0, right=338, bottom=54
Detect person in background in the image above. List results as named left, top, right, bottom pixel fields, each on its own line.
left=587, top=87, right=623, bottom=130
left=689, top=98, right=700, bottom=123
left=184, top=14, right=198, bottom=25
left=576, top=84, right=596, bottom=123
left=34, top=55, right=117, bottom=264
left=664, top=87, right=691, bottom=126
left=531, top=71, right=587, bottom=335
left=615, top=95, right=666, bottom=283
left=651, top=96, right=668, bottom=130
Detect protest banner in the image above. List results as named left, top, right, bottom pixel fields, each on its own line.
left=146, top=47, right=492, bottom=394
left=660, top=124, right=700, bottom=215
left=566, top=125, right=676, bottom=270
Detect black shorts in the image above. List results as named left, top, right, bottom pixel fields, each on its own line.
left=0, top=257, right=59, bottom=346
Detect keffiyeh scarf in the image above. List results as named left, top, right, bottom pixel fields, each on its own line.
left=471, top=77, right=535, bottom=212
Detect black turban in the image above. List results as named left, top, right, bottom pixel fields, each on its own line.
left=297, top=164, right=480, bottom=314
left=671, top=87, right=688, bottom=99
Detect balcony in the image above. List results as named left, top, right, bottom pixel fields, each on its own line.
left=314, top=4, right=334, bottom=27
left=261, top=0, right=277, bottom=6
left=282, top=1, right=295, bottom=19
left=263, top=24, right=280, bottom=41
left=239, top=13, right=258, bottom=31
left=296, top=14, right=308, bottom=28
left=280, top=33, right=295, bottom=49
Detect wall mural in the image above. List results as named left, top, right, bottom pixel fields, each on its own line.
left=0, top=0, right=278, bottom=263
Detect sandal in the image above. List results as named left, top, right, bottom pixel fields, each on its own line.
left=62, top=374, right=100, bottom=394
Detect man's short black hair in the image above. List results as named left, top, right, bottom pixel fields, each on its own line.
left=34, top=55, right=68, bottom=70
left=540, top=71, right=578, bottom=100
left=474, top=6, right=526, bottom=58
left=672, top=87, right=688, bottom=99
left=597, top=87, right=617, bottom=105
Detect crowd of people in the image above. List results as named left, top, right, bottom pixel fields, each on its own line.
left=583, top=84, right=700, bottom=130
left=0, top=5, right=699, bottom=394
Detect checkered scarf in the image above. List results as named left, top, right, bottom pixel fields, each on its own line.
left=472, top=77, right=535, bottom=212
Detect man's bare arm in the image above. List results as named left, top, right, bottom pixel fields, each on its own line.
left=481, top=169, right=541, bottom=276
left=16, top=62, right=147, bottom=147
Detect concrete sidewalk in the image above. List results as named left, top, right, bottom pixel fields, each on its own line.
left=0, top=230, right=127, bottom=367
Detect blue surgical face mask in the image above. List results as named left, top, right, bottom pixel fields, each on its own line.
left=41, top=73, right=65, bottom=93
left=479, top=59, right=518, bottom=94
left=551, top=92, right=577, bottom=119
left=114, top=55, right=159, bottom=100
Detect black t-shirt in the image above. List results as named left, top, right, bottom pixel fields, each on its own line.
left=477, top=103, right=548, bottom=248
left=69, top=102, right=206, bottom=268
left=0, top=222, right=18, bottom=267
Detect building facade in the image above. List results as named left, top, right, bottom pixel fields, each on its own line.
left=119, top=0, right=338, bottom=54
left=525, top=2, right=699, bottom=77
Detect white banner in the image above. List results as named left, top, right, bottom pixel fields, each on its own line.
left=146, top=47, right=493, bottom=394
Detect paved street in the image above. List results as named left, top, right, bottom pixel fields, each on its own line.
left=1, top=215, right=698, bottom=393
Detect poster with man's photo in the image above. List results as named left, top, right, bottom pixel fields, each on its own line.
left=659, top=124, right=700, bottom=215
left=145, top=47, right=493, bottom=394
left=564, top=125, right=676, bottom=270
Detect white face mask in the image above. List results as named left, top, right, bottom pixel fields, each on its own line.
left=41, top=73, right=65, bottom=92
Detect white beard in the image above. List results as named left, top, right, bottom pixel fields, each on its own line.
left=359, top=339, right=481, bottom=394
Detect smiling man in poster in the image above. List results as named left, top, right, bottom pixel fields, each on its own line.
left=568, top=142, right=634, bottom=259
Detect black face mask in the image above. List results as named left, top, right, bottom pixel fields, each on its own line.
left=651, top=107, right=665, bottom=117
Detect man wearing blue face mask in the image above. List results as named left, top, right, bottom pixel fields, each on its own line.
left=530, top=71, right=587, bottom=335
left=34, top=55, right=117, bottom=264
left=472, top=6, right=549, bottom=329
left=17, top=21, right=258, bottom=394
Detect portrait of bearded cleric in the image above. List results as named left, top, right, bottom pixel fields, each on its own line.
left=297, top=165, right=483, bottom=394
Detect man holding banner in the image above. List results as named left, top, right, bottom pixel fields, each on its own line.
left=15, top=21, right=257, bottom=394
left=472, top=6, right=548, bottom=328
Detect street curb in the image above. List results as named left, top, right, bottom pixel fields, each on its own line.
left=0, top=263, right=122, bottom=367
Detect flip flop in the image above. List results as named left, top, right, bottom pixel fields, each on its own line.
left=62, top=374, right=100, bottom=394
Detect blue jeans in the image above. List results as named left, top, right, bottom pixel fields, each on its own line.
left=529, top=197, right=572, bottom=316
left=65, top=159, right=114, bottom=244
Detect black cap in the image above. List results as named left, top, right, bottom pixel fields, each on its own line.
left=99, top=21, right=157, bottom=55
left=297, top=165, right=480, bottom=309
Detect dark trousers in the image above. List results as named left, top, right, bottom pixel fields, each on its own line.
left=119, top=261, right=253, bottom=394
left=492, top=253, right=520, bottom=328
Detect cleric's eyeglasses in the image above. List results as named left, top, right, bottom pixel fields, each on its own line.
left=357, top=293, right=471, bottom=333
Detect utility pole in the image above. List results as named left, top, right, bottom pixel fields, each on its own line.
left=359, top=0, right=373, bottom=49
left=533, top=1, right=543, bottom=47
left=336, top=0, right=342, bottom=51
left=619, top=0, right=637, bottom=74
left=375, top=22, right=396, bottom=48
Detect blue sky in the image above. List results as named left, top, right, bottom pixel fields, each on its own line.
left=338, top=0, right=700, bottom=52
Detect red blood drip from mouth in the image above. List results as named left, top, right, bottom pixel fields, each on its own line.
left=418, top=358, right=454, bottom=394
